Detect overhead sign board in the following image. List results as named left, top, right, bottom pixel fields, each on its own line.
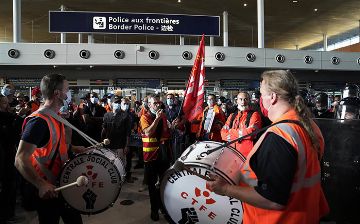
left=7, top=78, right=41, bottom=87
left=116, top=79, right=161, bottom=88
left=220, top=80, right=260, bottom=90
left=49, top=11, right=220, bottom=36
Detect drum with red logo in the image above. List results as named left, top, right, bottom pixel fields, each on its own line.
left=160, top=141, right=245, bottom=224
left=59, top=148, right=125, bottom=214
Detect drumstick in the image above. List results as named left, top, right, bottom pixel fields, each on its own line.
left=55, top=176, right=89, bottom=192
left=103, top=138, right=110, bottom=146
left=87, top=139, right=111, bottom=150
left=173, top=160, right=213, bottom=181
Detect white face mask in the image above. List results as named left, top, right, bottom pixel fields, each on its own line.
left=90, top=97, right=99, bottom=104
left=121, top=103, right=129, bottom=111
left=61, top=90, right=71, bottom=106
left=150, top=108, right=158, bottom=114
left=237, top=105, right=248, bottom=111
left=65, top=91, right=72, bottom=104
left=112, top=103, right=121, bottom=112
left=207, top=99, right=214, bottom=107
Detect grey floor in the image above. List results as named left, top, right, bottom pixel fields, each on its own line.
left=15, top=167, right=168, bottom=224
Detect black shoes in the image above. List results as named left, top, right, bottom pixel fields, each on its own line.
left=151, top=211, right=159, bottom=221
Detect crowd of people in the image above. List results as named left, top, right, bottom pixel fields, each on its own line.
left=0, top=71, right=359, bottom=223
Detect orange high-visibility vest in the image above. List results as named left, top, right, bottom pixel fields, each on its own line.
left=240, top=109, right=329, bottom=224
left=25, top=112, right=68, bottom=184
left=140, top=112, right=170, bottom=162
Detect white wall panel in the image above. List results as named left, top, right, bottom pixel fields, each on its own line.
left=0, top=43, right=359, bottom=71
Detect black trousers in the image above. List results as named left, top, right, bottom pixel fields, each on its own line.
left=36, top=197, right=82, bottom=224
left=144, top=155, right=169, bottom=213
left=0, top=144, right=17, bottom=223
left=125, top=147, right=135, bottom=178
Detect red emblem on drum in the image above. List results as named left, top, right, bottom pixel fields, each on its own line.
left=82, top=165, right=98, bottom=180
left=194, top=185, right=216, bottom=205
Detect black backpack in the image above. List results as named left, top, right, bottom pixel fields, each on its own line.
left=229, top=110, right=261, bottom=143
left=229, top=110, right=255, bottom=129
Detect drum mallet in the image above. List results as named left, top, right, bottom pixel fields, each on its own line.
left=173, top=160, right=213, bottom=181
left=54, top=176, right=89, bottom=192
left=88, top=138, right=111, bottom=150
left=103, top=138, right=110, bottom=146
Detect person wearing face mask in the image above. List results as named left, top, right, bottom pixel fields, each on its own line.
left=1, top=83, right=17, bottom=110
left=102, top=95, right=131, bottom=178
left=103, top=93, right=113, bottom=112
left=138, top=96, right=149, bottom=118
left=330, top=95, right=341, bottom=113
left=207, top=70, right=329, bottom=224
left=196, top=94, right=226, bottom=142
left=121, top=97, right=139, bottom=183
left=15, top=74, right=86, bottom=224
left=165, top=93, right=180, bottom=123
left=312, top=92, right=334, bottom=118
left=82, top=92, right=106, bottom=143
left=139, top=94, right=170, bottom=221
left=220, top=91, right=262, bottom=156
left=165, top=93, right=186, bottom=163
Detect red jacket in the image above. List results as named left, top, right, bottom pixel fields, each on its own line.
left=221, top=109, right=262, bottom=157
left=197, top=105, right=226, bottom=142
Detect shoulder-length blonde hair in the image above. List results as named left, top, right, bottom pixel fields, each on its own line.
left=261, top=70, right=320, bottom=151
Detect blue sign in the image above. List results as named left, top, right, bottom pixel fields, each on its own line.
left=116, top=79, right=161, bottom=88
left=49, top=11, right=220, bottom=36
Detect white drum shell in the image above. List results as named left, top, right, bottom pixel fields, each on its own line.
left=181, top=141, right=245, bottom=184
left=160, top=141, right=245, bottom=224
left=59, top=148, right=125, bottom=214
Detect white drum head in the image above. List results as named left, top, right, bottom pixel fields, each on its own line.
left=161, top=166, right=243, bottom=224
left=59, top=152, right=123, bottom=214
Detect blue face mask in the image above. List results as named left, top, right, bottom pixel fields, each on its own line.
left=207, top=99, right=214, bottom=107
left=167, top=99, right=174, bottom=106
left=59, top=105, right=68, bottom=113
left=1, top=87, right=12, bottom=96
left=112, top=103, right=121, bottom=112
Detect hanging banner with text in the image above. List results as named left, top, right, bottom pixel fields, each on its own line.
left=49, top=11, right=220, bottom=36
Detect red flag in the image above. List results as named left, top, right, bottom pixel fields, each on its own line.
left=182, top=35, right=205, bottom=122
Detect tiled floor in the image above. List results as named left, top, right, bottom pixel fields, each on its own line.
left=15, top=167, right=168, bottom=224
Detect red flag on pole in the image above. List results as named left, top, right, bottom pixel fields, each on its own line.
left=182, top=35, right=205, bottom=122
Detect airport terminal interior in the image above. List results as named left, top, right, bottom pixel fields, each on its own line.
left=0, top=0, right=360, bottom=223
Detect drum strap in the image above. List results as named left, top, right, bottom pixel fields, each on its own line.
left=37, top=107, right=99, bottom=147
left=196, top=119, right=303, bottom=159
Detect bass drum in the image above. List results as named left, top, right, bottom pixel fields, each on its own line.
left=161, top=141, right=245, bottom=224
left=59, top=148, right=125, bottom=214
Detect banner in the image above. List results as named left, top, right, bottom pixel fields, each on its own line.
left=182, top=35, right=205, bottom=122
